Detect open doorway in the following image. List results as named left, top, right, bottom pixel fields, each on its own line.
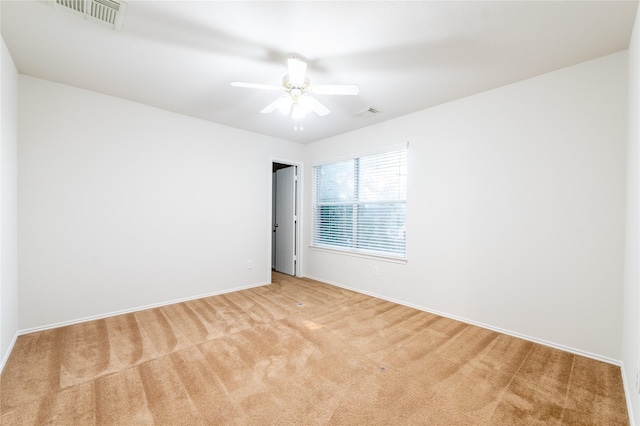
left=272, top=161, right=300, bottom=276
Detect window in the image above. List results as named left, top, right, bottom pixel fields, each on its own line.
left=312, top=146, right=407, bottom=259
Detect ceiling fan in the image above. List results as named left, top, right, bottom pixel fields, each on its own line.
left=231, top=57, right=359, bottom=121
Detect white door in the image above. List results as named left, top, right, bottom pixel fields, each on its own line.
left=274, top=166, right=297, bottom=275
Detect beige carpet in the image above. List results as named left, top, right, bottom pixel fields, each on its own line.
left=0, top=272, right=629, bottom=425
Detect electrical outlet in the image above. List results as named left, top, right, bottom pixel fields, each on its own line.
left=373, top=266, right=379, bottom=276
left=247, top=260, right=253, bottom=269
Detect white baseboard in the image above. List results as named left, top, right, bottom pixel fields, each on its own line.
left=0, top=331, right=19, bottom=375
left=18, top=281, right=271, bottom=336
left=303, top=274, right=622, bottom=366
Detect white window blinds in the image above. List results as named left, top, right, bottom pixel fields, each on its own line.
left=312, top=147, right=407, bottom=258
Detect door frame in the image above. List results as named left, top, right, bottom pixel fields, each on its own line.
left=269, top=157, right=303, bottom=279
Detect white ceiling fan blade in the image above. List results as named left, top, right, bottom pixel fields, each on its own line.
left=310, top=84, right=359, bottom=95
left=261, top=96, right=294, bottom=114
left=288, top=58, right=307, bottom=87
left=231, top=82, right=282, bottom=90
left=260, top=97, right=281, bottom=113
left=311, top=97, right=331, bottom=116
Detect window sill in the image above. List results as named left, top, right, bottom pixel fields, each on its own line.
left=309, top=246, right=408, bottom=264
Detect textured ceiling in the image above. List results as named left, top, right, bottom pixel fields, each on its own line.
left=2, top=1, right=638, bottom=143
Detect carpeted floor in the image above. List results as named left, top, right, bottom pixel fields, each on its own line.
left=0, top=272, right=629, bottom=425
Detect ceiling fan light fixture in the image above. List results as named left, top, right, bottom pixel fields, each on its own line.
left=276, top=96, right=294, bottom=115
left=291, top=104, right=308, bottom=120
left=298, top=95, right=314, bottom=113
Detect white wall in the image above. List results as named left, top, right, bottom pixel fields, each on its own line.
left=303, top=52, right=627, bottom=362
left=18, top=76, right=303, bottom=330
left=0, top=37, right=19, bottom=370
left=623, top=5, right=640, bottom=424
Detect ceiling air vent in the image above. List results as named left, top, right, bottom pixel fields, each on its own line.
left=354, top=107, right=381, bottom=118
left=49, top=0, right=127, bottom=31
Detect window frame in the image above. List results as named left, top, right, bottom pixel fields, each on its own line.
left=311, top=144, right=408, bottom=262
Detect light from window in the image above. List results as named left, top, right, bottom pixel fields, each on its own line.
left=312, top=147, right=407, bottom=258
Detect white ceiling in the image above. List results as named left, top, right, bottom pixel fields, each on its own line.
left=1, top=1, right=638, bottom=144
